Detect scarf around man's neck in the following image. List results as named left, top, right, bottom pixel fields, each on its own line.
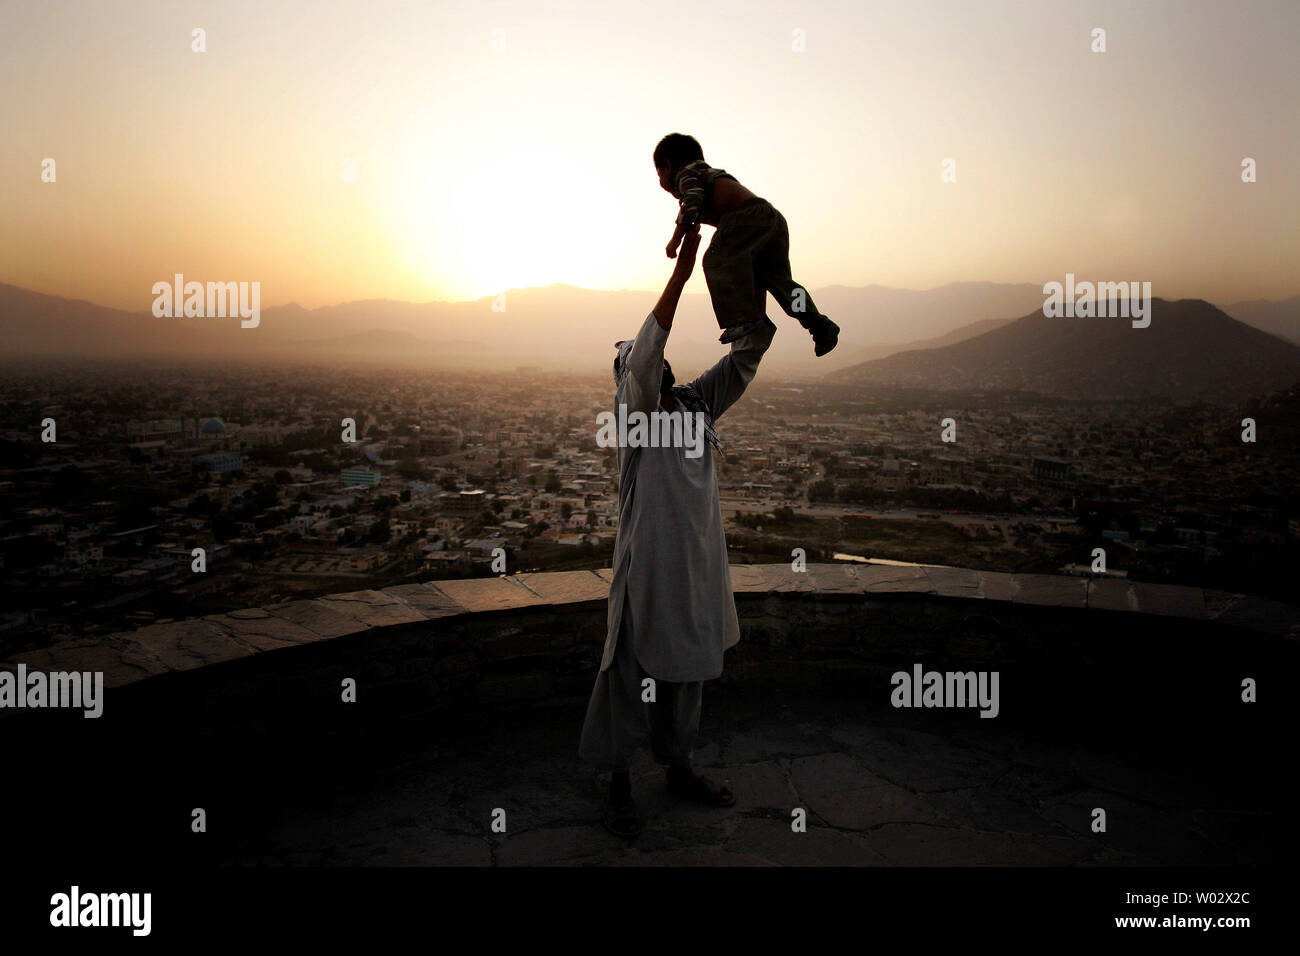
left=613, top=339, right=721, bottom=456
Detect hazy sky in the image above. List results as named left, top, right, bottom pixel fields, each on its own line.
left=2, top=0, right=1297, bottom=311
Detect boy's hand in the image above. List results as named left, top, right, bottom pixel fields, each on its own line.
left=665, top=223, right=688, bottom=259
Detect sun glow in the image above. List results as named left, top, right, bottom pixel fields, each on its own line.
left=382, top=126, right=625, bottom=300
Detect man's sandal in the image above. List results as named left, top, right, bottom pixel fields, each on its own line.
left=667, top=771, right=737, bottom=807
left=602, top=792, right=643, bottom=838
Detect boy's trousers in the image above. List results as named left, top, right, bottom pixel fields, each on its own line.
left=702, top=196, right=823, bottom=337
left=578, top=606, right=703, bottom=772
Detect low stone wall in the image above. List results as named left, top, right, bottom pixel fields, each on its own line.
left=4, top=564, right=1294, bottom=741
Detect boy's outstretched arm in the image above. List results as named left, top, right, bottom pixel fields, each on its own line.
left=666, top=164, right=706, bottom=257
left=665, top=222, right=688, bottom=259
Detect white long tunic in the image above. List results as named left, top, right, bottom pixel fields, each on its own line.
left=599, top=310, right=776, bottom=682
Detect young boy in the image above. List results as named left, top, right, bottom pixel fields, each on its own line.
left=655, top=132, right=840, bottom=356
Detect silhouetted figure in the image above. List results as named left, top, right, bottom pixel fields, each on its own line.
left=656, top=132, right=839, bottom=355
left=579, top=224, right=773, bottom=837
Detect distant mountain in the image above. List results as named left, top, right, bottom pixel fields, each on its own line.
left=1222, top=296, right=1300, bottom=344
left=835, top=315, right=1018, bottom=366
left=3, top=282, right=1297, bottom=389
left=246, top=280, right=1052, bottom=376
left=0, top=280, right=1047, bottom=376
left=812, top=281, right=1044, bottom=355
left=826, top=298, right=1300, bottom=402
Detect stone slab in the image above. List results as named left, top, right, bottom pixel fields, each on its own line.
left=978, top=571, right=1017, bottom=603
left=266, top=599, right=374, bottom=639
left=8, top=637, right=168, bottom=689
left=125, top=619, right=256, bottom=673
left=788, top=753, right=950, bottom=830
left=202, top=608, right=323, bottom=651
left=1087, top=578, right=1136, bottom=613
left=725, top=815, right=888, bottom=865
left=923, top=566, right=983, bottom=600
left=429, top=577, right=549, bottom=614
left=805, top=563, right=864, bottom=596
left=1130, top=582, right=1207, bottom=620
left=382, top=583, right=469, bottom=619
left=1011, top=573, right=1087, bottom=608
left=857, top=564, right=934, bottom=594
left=729, top=563, right=815, bottom=594
left=315, top=590, right=430, bottom=627
left=513, top=571, right=609, bottom=605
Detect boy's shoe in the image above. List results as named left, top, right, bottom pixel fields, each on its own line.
left=810, top=315, right=839, bottom=356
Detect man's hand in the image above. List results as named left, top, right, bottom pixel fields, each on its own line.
left=654, top=224, right=703, bottom=330
left=671, top=224, right=702, bottom=281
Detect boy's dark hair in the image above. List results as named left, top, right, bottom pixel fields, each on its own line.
left=653, top=133, right=704, bottom=172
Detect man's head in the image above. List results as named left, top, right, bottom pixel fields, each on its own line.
left=654, top=133, right=704, bottom=195
left=612, top=346, right=675, bottom=395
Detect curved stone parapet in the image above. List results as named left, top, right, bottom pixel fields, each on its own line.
left=3, top=563, right=1295, bottom=695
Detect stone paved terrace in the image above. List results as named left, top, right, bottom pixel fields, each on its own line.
left=4, top=564, right=1294, bottom=866
left=222, top=682, right=1277, bottom=867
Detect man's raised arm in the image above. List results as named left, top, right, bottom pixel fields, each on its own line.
left=686, top=314, right=777, bottom=423
left=620, top=225, right=701, bottom=416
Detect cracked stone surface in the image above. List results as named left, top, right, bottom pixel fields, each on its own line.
left=858, top=564, right=934, bottom=594
left=220, top=685, right=1268, bottom=867
left=430, top=577, right=549, bottom=613
left=1011, top=574, right=1087, bottom=608
left=203, top=609, right=321, bottom=652
left=315, top=590, right=430, bottom=627
left=1087, top=579, right=1138, bottom=613
left=512, top=571, right=609, bottom=605
left=923, top=567, right=984, bottom=600
left=265, top=600, right=374, bottom=639
left=382, top=583, right=469, bottom=619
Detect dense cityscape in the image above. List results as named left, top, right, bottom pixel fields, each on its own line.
left=2, top=359, right=1295, bottom=655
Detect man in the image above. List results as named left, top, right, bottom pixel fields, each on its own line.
left=579, top=222, right=778, bottom=838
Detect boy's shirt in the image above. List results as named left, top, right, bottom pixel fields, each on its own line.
left=672, top=160, right=738, bottom=227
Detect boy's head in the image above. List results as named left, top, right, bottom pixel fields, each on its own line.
left=653, top=133, right=704, bottom=193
